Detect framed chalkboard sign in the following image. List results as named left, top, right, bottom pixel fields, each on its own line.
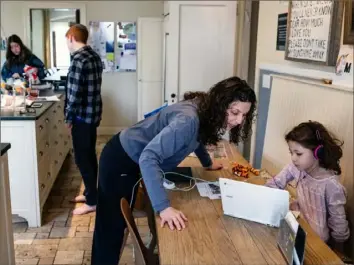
left=285, top=1, right=344, bottom=66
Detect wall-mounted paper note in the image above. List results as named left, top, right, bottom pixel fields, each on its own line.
left=262, top=74, right=271, bottom=89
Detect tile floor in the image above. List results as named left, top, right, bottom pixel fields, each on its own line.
left=12, top=136, right=150, bottom=265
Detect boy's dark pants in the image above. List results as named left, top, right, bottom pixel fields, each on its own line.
left=71, top=122, right=98, bottom=206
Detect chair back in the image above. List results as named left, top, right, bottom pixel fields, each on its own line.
left=121, top=198, right=148, bottom=265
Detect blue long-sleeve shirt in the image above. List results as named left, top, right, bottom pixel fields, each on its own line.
left=119, top=100, right=212, bottom=213
left=1, top=54, right=45, bottom=81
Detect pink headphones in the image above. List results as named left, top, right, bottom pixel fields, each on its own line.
left=313, top=145, right=323, bottom=160
left=313, top=129, right=323, bottom=160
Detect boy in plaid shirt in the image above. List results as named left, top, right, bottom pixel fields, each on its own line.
left=65, top=24, right=103, bottom=215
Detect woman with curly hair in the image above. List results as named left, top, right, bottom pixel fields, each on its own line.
left=91, top=76, right=257, bottom=265
left=1, top=34, right=45, bottom=81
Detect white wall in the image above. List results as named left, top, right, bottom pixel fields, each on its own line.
left=1, top=1, right=163, bottom=133
left=251, top=0, right=354, bottom=163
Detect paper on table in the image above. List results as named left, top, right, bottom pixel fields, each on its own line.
left=35, top=95, right=60, bottom=102
left=196, top=181, right=221, bottom=200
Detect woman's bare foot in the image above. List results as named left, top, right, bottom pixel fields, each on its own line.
left=73, top=204, right=96, bottom=215
left=70, top=195, right=86, bottom=203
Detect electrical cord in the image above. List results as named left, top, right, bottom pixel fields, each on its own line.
left=130, top=177, right=142, bottom=208
left=162, top=170, right=212, bottom=192
left=130, top=170, right=214, bottom=207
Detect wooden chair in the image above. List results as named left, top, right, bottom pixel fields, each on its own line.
left=119, top=180, right=157, bottom=256
left=140, top=181, right=157, bottom=252
left=120, top=198, right=159, bottom=265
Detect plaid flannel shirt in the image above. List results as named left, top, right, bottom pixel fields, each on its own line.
left=64, top=46, right=103, bottom=126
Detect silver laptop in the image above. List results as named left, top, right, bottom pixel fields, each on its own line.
left=219, top=178, right=290, bottom=227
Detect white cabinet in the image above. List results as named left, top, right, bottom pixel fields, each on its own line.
left=1, top=99, right=72, bottom=227
left=137, top=17, right=164, bottom=121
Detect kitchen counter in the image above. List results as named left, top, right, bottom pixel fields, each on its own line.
left=1, top=90, right=65, bottom=121
left=1, top=90, right=71, bottom=227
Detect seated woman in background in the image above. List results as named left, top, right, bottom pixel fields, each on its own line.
left=1, top=34, right=45, bottom=81
left=265, top=121, right=350, bottom=258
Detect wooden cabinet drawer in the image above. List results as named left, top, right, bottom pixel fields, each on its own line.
left=50, top=137, right=60, bottom=151
left=36, top=137, right=51, bottom=163
left=38, top=156, right=51, bottom=203
left=50, top=151, right=61, bottom=178
left=49, top=120, right=65, bottom=141
left=35, top=115, right=50, bottom=142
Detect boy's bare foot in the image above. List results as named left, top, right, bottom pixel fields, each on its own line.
left=70, top=195, right=86, bottom=203
left=73, top=204, right=96, bottom=215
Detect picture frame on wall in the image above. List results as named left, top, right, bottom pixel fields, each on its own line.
left=343, top=0, right=354, bottom=44
left=284, top=1, right=344, bottom=66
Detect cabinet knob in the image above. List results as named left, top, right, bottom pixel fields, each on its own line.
left=47, top=172, right=51, bottom=178
left=55, top=160, right=58, bottom=164
left=41, top=184, right=45, bottom=190
left=39, top=151, right=43, bottom=157
left=39, top=125, right=43, bottom=131
left=45, top=142, right=49, bottom=148
left=45, top=118, right=49, bottom=123
left=53, top=110, right=57, bottom=114
left=59, top=152, right=63, bottom=156
left=55, top=141, right=58, bottom=145
left=64, top=141, right=68, bottom=145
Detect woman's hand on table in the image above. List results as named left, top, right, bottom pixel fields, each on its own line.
left=160, top=207, right=188, bottom=231
left=207, top=161, right=223, bottom=171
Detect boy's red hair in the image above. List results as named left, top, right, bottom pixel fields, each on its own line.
left=66, top=24, right=89, bottom=44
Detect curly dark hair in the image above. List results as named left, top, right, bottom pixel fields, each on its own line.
left=6, top=34, right=33, bottom=69
left=183, top=76, right=257, bottom=146
left=285, top=120, right=343, bottom=175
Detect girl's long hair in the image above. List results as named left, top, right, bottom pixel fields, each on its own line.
left=6, top=34, right=33, bottom=68
left=183, top=76, right=257, bottom=146
left=285, top=121, right=343, bottom=175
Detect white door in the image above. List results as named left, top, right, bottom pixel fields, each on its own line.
left=165, top=1, right=237, bottom=104
left=50, top=22, right=72, bottom=68
left=137, top=17, right=164, bottom=121
left=31, top=10, right=45, bottom=62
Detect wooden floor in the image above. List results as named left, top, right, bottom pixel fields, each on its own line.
left=12, top=136, right=149, bottom=265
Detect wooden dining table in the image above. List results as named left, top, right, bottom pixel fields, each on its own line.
left=155, top=141, right=344, bottom=265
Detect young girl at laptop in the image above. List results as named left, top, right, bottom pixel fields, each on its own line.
left=265, top=121, right=350, bottom=256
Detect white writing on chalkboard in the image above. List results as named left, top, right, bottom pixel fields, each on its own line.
left=287, top=1, right=332, bottom=62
